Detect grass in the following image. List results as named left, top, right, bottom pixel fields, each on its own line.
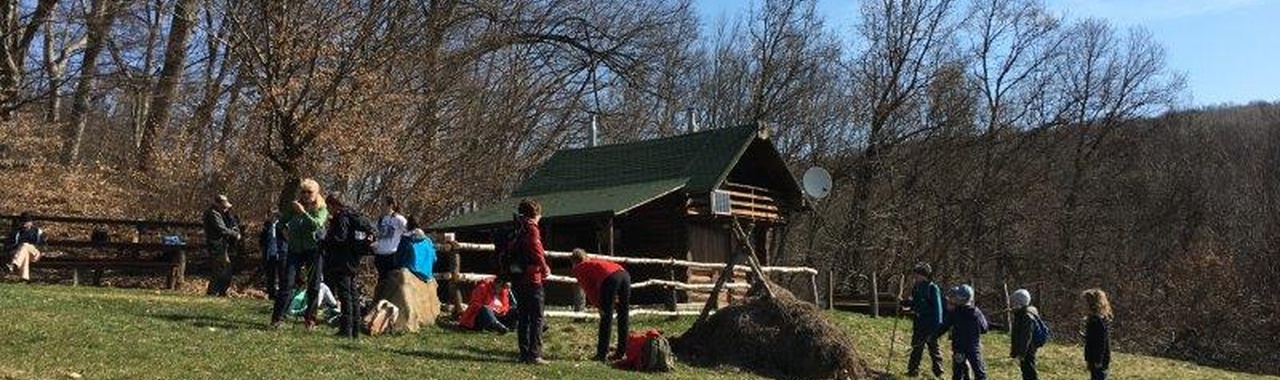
left=0, top=283, right=1273, bottom=380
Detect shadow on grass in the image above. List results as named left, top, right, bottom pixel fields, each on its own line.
left=392, top=345, right=519, bottom=364
left=145, top=312, right=269, bottom=331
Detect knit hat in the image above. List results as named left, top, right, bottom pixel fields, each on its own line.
left=1012, top=289, right=1031, bottom=308
left=407, top=228, right=426, bottom=240
left=17, top=212, right=33, bottom=224
left=949, top=284, right=974, bottom=305
left=912, top=262, right=932, bottom=277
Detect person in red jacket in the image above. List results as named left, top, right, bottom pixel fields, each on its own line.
left=512, top=199, right=551, bottom=365
left=570, top=248, right=631, bottom=361
left=459, top=278, right=513, bottom=334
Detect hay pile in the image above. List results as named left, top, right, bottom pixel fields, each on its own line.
left=673, top=281, right=872, bottom=379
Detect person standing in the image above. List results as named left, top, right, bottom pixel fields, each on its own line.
left=901, top=262, right=944, bottom=378
left=4, top=213, right=46, bottom=281
left=511, top=199, right=551, bottom=365
left=203, top=195, right=242, bottom=296
left=271, top=179, right=330, bottom=329
left=569, top=248, right=631, bottom=362
left=373, top=196, right=407, bottom=285
left=1081, top=288, right=1112, bottom=380
left=936, top=284, right=989, bottom=380
left=1010, top=289, right=1042, bottom=380
left=259, top=211, right=287, bottom=299
left=322, top=194, right=376, bottom=338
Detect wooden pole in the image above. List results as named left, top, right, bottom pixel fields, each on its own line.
left=827, top=269, right=835, bottom=310
left=605, top=217, right=615, bottom=256
left=1004, top=282, right=1012, bottom=331
left=174, top=249, right=185, bottom=289
left=695, top=251, right=746, bottom=326
left=449, top=251, right=463, bottom=317
left=810, top=270, right=821, bottom=306
left=871, top=272, right=880, bottom=318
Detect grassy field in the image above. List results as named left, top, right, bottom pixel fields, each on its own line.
left=0, top=283, right=1272, bottom=380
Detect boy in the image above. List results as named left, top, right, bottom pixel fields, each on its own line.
left=1010, top=289, right=1042, bottom=380
left=936, top=284, right=989, bottom=380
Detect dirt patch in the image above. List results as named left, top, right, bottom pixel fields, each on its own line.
left=672, top=281, right=874, bottom=380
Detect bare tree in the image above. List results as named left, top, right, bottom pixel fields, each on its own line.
left=137, top=0, right=198, bottom=171
left=61, top=0, right=119, bottom=164
left=0, top=0, right=58, bottom=119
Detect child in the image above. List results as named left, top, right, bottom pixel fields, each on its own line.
left=1010, top=289, right=1042, bottom=380
left=900, top=262, right=944, bottom=377
left=1081, top=288, right=1112, bottom=380
left=936, top=284, right=989, bottom=380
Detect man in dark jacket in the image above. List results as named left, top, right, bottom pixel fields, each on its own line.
left=203, top=195, right=242, bottom=296
left=901, top=262, right=944, bottom=377
left=259, top=211, right=287, bottom=299
left=322, top=195, right=376, bottom=338
left=1009, top=289, right=1042, bottom=380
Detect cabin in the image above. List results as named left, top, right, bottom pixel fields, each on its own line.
left=430, top=124, right=804, bottom=304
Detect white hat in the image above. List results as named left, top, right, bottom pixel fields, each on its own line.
left=1012, top=289, right=1031, bottom=308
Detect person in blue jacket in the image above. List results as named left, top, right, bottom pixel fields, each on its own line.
left=936, top=284, right=990, bottom=380
left=395, top=228, right=436, bottom=283
left=901, top=262, right=944, bottom=377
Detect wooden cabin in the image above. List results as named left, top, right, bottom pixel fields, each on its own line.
left=430, top=124, right=804, bottom=304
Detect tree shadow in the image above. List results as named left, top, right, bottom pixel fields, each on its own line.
left=144, top=312, right=268, bottom=331
left=392, top=345, right=519, bottom=364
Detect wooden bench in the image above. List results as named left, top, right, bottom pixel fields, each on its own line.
left=2, top=213, right=202, bottom=290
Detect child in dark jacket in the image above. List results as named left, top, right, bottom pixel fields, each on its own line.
left=900, top=262, right=944, bottom=377
left=1009, top=289, right=1042, bottom=380
left=936, top=284, right=989, bottom=380
left=1081, top=288, right=1112, bottom=380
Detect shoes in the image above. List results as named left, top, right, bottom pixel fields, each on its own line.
left=592, top=354, right=607, bottom=362
left=304, top=319, right=317, bottom=331
left=525, top=357, right=551, bottom=365
left=270, top=320, right=284, bottom=330
left=3, top=263, right=13, bottom=274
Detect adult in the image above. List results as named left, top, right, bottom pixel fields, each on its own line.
left=259, top=211, right=287, bottom=299
left=397, top=228, right=436, bottom=283
left=900, top=262, right=944, bottom=378
left=322, top=194, right=377, bottom=338
left=4, top=213, right=46, bottom=281
left=271, top=178, right=330, bottom=329
left=203, top=195, right=242, bottom=296
left=510, top=199, right=550, bottom=365
left=373, top=196, right=407, bottom=284
left=570, top=249, right=631, bottom=361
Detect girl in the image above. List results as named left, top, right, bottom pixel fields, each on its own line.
left=1081, top=288, right=1112, bottom=380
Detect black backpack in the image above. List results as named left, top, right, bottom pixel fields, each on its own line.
left=494, top=219, right=530, bottom=277
left=326, top=210, right=375, bottom=255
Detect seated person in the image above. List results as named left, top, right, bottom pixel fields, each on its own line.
left=5, top=213, right=46, bottom=281
left=396, top=228, right=436, bottom=282
left=459, top=277, right=515, bottom=334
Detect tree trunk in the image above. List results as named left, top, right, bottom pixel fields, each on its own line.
left=139, top=0, right=198, bottom=171
left=61, top=0, right=117, bottom=165
left=0, top=0, right=59, bottom=120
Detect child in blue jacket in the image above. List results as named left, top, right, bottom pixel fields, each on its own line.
left=936, top=284, right=989, bottom=380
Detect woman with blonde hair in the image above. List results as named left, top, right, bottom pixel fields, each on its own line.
left=1081, top=288, right=1113, bottom=380
left=271, top=178, right=330, bottom=329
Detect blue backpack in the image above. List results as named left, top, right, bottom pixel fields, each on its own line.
left=1031, top=314, right=1050, bottom=347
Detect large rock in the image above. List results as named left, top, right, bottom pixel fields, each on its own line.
left=375, top=268, right=440, bottom=332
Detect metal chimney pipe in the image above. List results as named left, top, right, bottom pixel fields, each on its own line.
left=686, top=108, right=699, bottom=133
left=590, top=114, right=599, bottom=147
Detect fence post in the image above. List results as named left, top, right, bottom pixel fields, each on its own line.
left=1004, top=282, right=1012, bottom=331
left=827, top=269, right=835, bottom=310
left=810, top=270, right=821, bottom=306
left=871, top=272, right=880, bottom=318
left=449, top=251, right=463, bottom=317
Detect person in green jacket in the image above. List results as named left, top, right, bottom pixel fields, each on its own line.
left=901, top=262, right=944, bottom=377
left=270, top=178, right=330, bottom=329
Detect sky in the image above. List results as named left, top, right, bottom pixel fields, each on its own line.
left=695, top=0, right=1280, bottom=107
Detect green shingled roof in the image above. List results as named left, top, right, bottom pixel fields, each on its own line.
left=431, top=125, right=769, bottom=230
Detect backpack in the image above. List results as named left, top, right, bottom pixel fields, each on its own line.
left=1031, top=314, right=1050, bottom=348
left=494, top=221, right=530, bottom=276
left=326, top=210, right=375, bottom=255
left=641, top=334, right=675, bottom=372
left=364, top=300, right=400, bottom=336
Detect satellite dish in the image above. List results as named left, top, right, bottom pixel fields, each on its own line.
left=802, top=167, right=832, bottom=199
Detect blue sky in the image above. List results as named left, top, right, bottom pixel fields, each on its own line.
left=695, top=0, right=1280, bottom=107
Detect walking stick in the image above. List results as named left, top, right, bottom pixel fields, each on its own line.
left=885, top=274, right=906, bottom=373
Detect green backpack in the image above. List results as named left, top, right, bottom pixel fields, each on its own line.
left=641, top=335, right=675, bottom=372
